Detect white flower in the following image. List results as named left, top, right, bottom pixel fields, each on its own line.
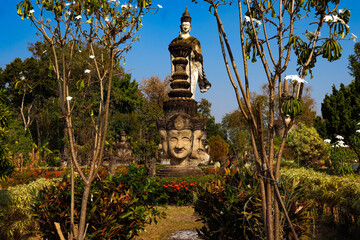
left=78, top=50, right=82, bottom=53
left=121, top=4, right=128, bottom=9
left=20, top=75, right=25, bottom=81
left=284, top=75, right=307, bottom=84
left=89, top=55, right=95, bottom=59
left=157, top=4, right=163, bottom=8
left=339, top=9, right=345, bottom=14
left=84, top=69, right=91, bottom=73
left=356, top=130, right=360, bottom=133
left=357, top=122, right=360, bottom=125
left=335, top=135, right=344, bottom=140
left=244, top=16, right=261, bottom=25
left=29, top=9, right=35, bottom=14
left=105, top=17, right=109, bottom=22
left=324, top=15, right=338, bottom=23
left=351, top=33, right=357, bottom=43
left=66, top=11, right=71, bottom=16
left=66, top=96, right=73, bottom=101
left=75, top=15, right=82, bottom=20
left=324, top=139, right=331, bottom=143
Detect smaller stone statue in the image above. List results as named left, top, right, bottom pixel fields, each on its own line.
left=169, top=7, right=211, bottom=99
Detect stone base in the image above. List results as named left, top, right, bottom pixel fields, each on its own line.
left=157, top=165, right=204, bottom=177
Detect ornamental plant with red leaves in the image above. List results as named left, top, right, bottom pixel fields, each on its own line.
left=0, top=167, right=67, bottom=188
left=161, top=180, right=199, bottom=205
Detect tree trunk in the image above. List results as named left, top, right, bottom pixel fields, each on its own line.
left=77, top=182, right=91, bottom=240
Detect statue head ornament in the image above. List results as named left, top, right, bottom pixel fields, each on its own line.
left=181, top=7, right=191, bottom=23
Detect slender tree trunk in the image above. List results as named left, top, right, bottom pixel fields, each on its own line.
left=78, top=182, right=91, bottom=240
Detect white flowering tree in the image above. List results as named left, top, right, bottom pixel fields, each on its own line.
left=193, top=0, right=354, bottom=239
left=16, top=0, right=159, bottom=239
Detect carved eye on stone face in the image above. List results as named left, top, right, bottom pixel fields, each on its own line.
left=181, top=137, right=190, bottom=143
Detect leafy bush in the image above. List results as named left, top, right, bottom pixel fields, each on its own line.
left=208, top=135, right=229, bottom=162
left=287, top=123, right=327, bottom=167
left=117, top=164, right=215, bottom=206
left=281, top=167, right=360, bottom=235
left=33, top=167, right=163, bottom=240
left=0, top=166, right=67, bottom=188
left=0, top=178, right=55, bottom=239
left=157, top=175, right=214, bottom=206
left=6, top=121, right=34, bottom=166
left=194, top=166, right=264, bottom=239
left=194, top=166, right=315, bottom=239
left=325, top=137, right=357, bottom=175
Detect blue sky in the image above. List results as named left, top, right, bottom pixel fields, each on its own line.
left=1, top=1, right=360, bottom=122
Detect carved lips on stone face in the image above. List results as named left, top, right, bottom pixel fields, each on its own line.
left=168, top=129, right=193, bottom=161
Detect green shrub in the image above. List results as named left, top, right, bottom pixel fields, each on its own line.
left=115, top=164, right=215, bottom=206
left=33, top=168, right=163, bottom=240
left=194, top=167, right=264, bottom=239
left=194, top=166, right=315, bottom=239
left=0, top=178, right=55, bottom=239
left=325, top=137, right=357, bottom=175
left=287, top=123, right=327, bottom=167
left=281, top=167, right=360, bottom=235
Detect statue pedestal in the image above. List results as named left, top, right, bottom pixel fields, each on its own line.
left=157, top=165, right=204, bottom=177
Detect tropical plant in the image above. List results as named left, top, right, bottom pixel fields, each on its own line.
left=194, top=165, right=315, bottom=239
left=192, top=0, right=353, bottom=238
left=33, top=172, right=163, bottom=240
left=281, top=167, right=360, bottom=236
left=16, top=1, right=160, bottom=239
left=0, top=178, right=55, bottom=239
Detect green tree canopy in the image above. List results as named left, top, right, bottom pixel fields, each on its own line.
left=315, top=43, right=360, bottom=160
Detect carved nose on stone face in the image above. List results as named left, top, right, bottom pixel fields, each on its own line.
left=175, top=140, right=184, bottom=150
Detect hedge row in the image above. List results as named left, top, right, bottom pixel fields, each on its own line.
left=0, top=178, right=55, bottom=239
left=281, top=167, right=360, bottom=233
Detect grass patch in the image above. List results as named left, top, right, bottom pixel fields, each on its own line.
left=135, top=206, right=203, bottom=240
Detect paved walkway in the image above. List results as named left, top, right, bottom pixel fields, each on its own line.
left=167, top=229, right=202, bottom=240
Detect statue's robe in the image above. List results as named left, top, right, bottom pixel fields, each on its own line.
left=169, top=35, right=211, bottom=98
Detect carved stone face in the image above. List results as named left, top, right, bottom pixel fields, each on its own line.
left=168, top=129, right=193, bottom=160
left=180, top=22, right=191, bottom=34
